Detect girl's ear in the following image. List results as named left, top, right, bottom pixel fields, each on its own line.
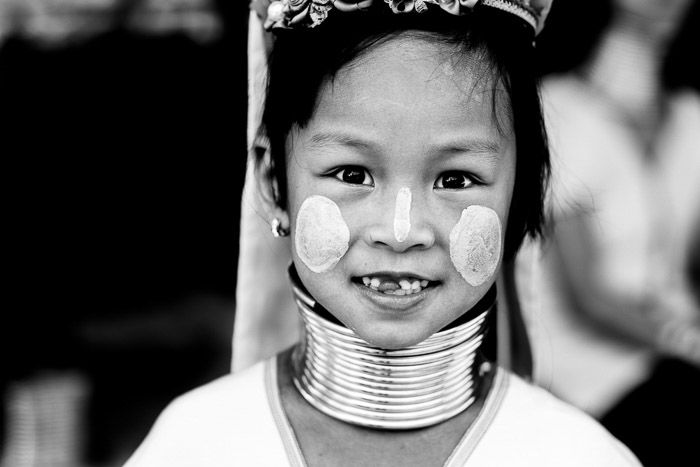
left=254, top=146, right=290, bottom=235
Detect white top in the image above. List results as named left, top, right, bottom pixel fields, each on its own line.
left=125, top=356, right=640, bottom=466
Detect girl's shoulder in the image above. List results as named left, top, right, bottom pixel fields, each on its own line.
left=147, top=357, right=269, bottom=427
left=124, top=357, right=289, bottom=467
left=468, top=370, right=641, bottom=466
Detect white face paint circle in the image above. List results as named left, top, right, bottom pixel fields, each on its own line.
left=295, top=195, right=350, bottom=273
left=449, top=205, right=502, bottom=286
left=393, top=187, right=412, bottom=243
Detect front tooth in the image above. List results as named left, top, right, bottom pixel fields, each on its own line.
left=420, top=280, right=429, bottom=287
left=399, top=280, right=411, bottom=290
left=362, top=277, right=371, bottom=286
left=370, top=278, right=381, bottom=289
left=395, top=289, right=406, bottom=296
left=411, top=280, right=420, bottom=290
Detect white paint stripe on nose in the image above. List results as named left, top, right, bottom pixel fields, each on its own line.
left=394, top=187, right=412, bottom=243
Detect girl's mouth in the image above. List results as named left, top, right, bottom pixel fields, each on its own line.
left=353, top=275, right=435, bottom=296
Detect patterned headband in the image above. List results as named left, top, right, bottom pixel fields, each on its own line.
left=259, top=0, right=553, bottom=35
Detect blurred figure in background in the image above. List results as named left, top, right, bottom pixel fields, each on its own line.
left=0, top=0, right=221, bottom=47
left=518, top=0, right=700, bottom=465
left=1, top=1, right=246, bottom=465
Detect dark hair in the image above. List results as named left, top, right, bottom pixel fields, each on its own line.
left=261, top=6, right=549, bottom=261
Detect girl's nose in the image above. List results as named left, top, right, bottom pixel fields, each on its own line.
left=365, top=188, right=436, bottom=252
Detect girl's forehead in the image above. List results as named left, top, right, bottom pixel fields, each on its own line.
left=305, top=36, right=511, bottom=143
left=334, top=36, right=498, bottom=103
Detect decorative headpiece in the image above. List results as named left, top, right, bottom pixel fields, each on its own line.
left=261, top=0, right=552, bottom=35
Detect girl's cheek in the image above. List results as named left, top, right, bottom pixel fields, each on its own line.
left=449, top=205, right=502, bottom=286
left=295, top=195, right=350, bottom=273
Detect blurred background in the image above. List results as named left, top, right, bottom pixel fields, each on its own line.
left=0, top=0, right=698, bottom=466
left=1, top=0, right=246, bottom=465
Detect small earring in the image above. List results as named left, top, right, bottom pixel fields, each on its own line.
left=271, top=218, right=289, bottom=238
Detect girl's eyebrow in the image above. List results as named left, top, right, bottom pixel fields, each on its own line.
left=307, top=131, right=503, bottom=159
left=307, top=131, right=380, bottom=154
left=434, top=137, right=502, bottom=157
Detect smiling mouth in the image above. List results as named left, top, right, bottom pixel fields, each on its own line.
left=353, top=275, right=436, bottom=296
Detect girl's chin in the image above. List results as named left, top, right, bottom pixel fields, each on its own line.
left=350, top=322, right=439, bottom=350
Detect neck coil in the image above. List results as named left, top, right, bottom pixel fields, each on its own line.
left=289, top=274, right=493, bottom=430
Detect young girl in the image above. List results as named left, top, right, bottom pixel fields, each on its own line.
left=126, top=1, right=640, bottom=465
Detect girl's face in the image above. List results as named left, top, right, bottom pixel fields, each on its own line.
left=284, top=36, right=516, bottom=349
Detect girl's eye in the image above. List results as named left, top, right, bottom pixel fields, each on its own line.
left=435, top=171, right=475, bottom=190
left=333, top=166, right=373, bottom=186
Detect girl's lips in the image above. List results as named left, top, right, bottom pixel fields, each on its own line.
left=353, top=273, right=436, bottom=295
left=353, top=280, right=435, bottom=312
left=357, top=271, right=434, bottom=282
